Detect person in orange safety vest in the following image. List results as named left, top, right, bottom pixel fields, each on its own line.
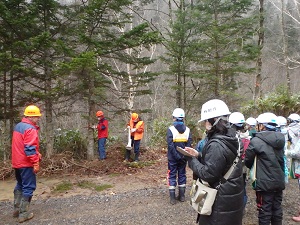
left=124, top=113, right=144, bottom=162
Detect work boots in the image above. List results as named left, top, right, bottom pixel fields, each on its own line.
left=169, top=189, right=176, bottom=205
left=18, top=196, right=34, bottom=223
left=13, top=189, right=22, bottom=217
left=134, top=153, right=139, bottom=162
left=124, top=150, right=131, bottom=162
left=177, top=186, right=186, bottom=202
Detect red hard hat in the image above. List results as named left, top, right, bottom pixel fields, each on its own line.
left=96, top=111, right=104, bottom=117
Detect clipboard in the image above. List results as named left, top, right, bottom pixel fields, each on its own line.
left=176, top=146, right=194, bottom=157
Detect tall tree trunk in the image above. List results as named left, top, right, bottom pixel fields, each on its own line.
left=87, top=72, right=95, bottom=161
left=2, top=66, right=7, bottom=160
left=45, top=51, right=54, bottom=159
left=254, top=0, right=264, bottom=101
left=214, top=10, right=220, bottom=98
left=281, top=0, right=291, bottom=96
left=176, top=72, right=182, bottom=107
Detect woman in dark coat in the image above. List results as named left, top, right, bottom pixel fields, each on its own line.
left=185, top=99, right=244, bottom=225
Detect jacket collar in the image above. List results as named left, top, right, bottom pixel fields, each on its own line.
left=21, top=117, right=40, bottom=130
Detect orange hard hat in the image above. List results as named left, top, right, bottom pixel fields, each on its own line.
left=24, top=105, right=42, bottom=117
left=131, top=113, right=139, bottom=120
left=96, top=111, right=104, bottom=117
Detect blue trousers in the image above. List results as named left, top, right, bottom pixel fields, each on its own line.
left=131, top=139, right=141, bottom=155
left=98, top=138, right=107, bottom=159
left=14, top=167, right=36, bottom=198
left=168, top=160, right=187, bottom=188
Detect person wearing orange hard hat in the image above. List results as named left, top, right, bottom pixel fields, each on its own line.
left=125, top=112, right=144, bottom=162
left=11, top=105, right=42, bottom=223
left=95, top=111, right=108, bottom=160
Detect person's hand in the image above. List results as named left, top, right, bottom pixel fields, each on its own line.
left=33, top=162, right=40, bottom=174
left=38, top=153, right=42, bottom=162
left=131, top=128, right=137, bottom=133
left=185, top=147, right=199, bottom=157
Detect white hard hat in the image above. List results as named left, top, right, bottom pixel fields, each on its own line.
left=256, top=112, right=277, bottom=125
left=199, top=99, right=231, bottom=122
left=246, top=117, right=257, bottom=126
left=288, top=113, right=300, bottom=122
left=277, top=116, right=287, bottom=126
left=172, top=108, right=185, bottom=118
left=229, top=112, right=245, bottom=125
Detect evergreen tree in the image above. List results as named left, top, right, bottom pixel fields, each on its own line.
left=193, top=0, right=259, bottom=100
left=63, top=0, right=161, bottom=159
left=16, top=0, right=73, bottom=157
left=162, top=0, right=199, bottom=109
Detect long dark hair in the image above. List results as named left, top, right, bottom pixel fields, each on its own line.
left=206, top=118, right=228, bottom=139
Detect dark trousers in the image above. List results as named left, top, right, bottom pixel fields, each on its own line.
left=256, top=191, right=283, bottom=225
left=14, top=167, right=36, bottom=198
left=167, top=160, right=187, bottom=187
left=131, top=137, right=141, bottom=155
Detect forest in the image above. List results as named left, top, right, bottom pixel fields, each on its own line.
left=1, top=0, right=300, bottom=161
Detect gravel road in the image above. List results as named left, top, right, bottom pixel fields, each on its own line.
left=1, top=180, right=300, bottom=225
left=1, top=187, right=196, bottom=225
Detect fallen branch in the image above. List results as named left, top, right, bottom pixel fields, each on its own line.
left=67, top=160, right=100, bottom=174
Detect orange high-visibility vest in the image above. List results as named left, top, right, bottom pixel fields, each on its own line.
left=129, top=120, right=144, bottom=140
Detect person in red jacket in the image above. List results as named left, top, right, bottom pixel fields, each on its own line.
left=11, top=105, right=42, bottom=223
left=95, top=111, right=109, bottom=160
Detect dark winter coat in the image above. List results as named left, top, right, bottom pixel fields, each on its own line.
left=167, top=121, right=192, bottom=162
left=187, top=128, right=244, bottom=225
left=245, top=131, right=285, bottom=192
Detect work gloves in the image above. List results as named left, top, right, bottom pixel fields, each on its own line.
left=131, top=128, right=137, bottom=133
left=33, top=162, right=40, bottom=174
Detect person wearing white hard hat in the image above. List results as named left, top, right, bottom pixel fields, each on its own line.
left=245, top=117, right=257, bottom=138
left=184, top=99, right=244, bottom=225
left=276, top=116, right=290, bottom=185
left=167, top=108, right=192, bottom=205
left=229, top=112, right=250, bottom=213
left=286, top=113, right=300, bottom=222
left=245, top=112, right=285, bottom=225
left=287, top=113, right=300, bottom=179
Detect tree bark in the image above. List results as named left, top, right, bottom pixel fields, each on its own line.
left=254, top=0, right=264, bottom=101
left=280, top=0, right=291, bottom=96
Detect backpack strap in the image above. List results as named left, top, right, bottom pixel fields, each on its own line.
left=209, top=138, right=240, bottom=186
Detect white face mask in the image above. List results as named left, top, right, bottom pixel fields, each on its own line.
left=205, top=121, right=212, bottom=131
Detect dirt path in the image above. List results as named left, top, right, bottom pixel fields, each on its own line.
left=1, top=151, right=300, bottom=224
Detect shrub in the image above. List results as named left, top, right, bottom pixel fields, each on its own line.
left=53, top=128, right=87, bottom=159
left=241, top=86, right=300, bottom=117
left=149, top=117, right=171, bottom=148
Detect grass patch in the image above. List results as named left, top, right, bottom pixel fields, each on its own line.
left=127, top=160, right=156, bottom=168
left=76, top=180, right=113, bottom=192
left=77, top=180, right=95, bottom=189
left=53, top=181, right=73, bottom=193
left=94, top=184, right=113, bottom=192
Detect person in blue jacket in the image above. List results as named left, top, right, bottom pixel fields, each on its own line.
left=167, top=108, right=192, bottom=204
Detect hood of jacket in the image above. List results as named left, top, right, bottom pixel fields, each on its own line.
left=255, top=131, right=285, bottom=150
left=173, top=121, right=187, bottom=133
left=212, top=127, right=239, bottom=157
